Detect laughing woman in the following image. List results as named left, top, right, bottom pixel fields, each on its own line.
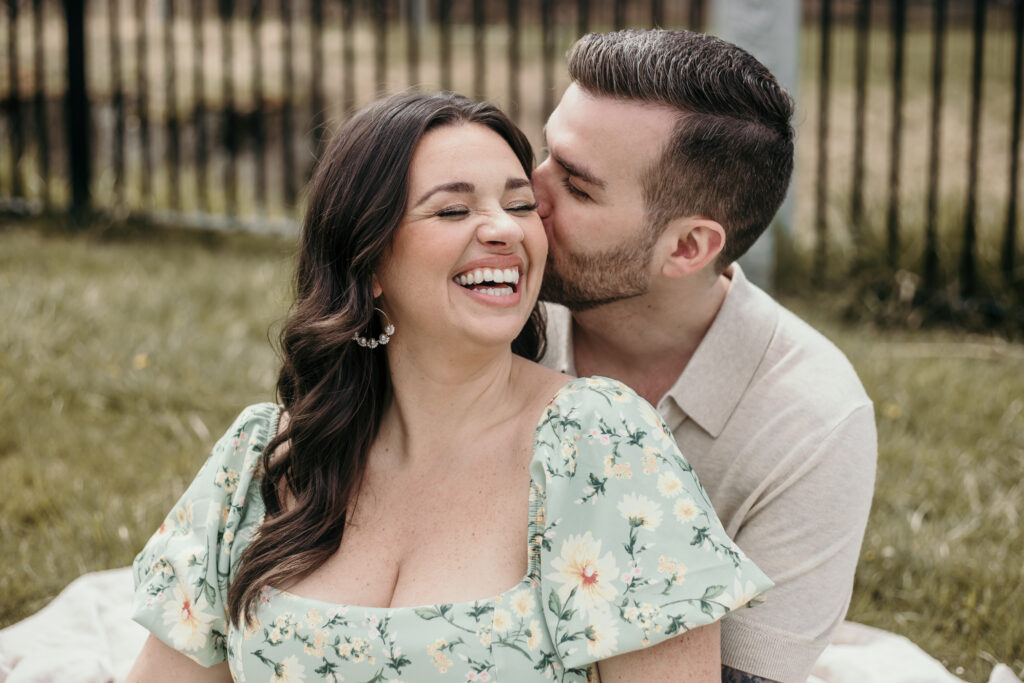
left=126, top=91, right=772, bottom=683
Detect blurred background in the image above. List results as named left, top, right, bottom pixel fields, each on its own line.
left=0, top=1, right=1022, bottom=681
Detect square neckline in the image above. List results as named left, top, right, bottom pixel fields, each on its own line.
left=264, top=375, right=586, bottom=615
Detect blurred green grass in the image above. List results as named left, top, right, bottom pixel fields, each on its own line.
left=1, top=223, right=1022, bottom=682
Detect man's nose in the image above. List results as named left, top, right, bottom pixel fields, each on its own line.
left=531, top=161, right=552, bottom=219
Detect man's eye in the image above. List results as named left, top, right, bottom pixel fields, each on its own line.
left=562, top=178, right=591, bottom=201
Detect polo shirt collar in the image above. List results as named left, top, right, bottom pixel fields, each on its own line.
left=665, top=264, right=778, bottom=438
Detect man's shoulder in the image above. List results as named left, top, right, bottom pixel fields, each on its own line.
left=776, top=302, right=869, bottom=399
left=733, top=285, right=871, bottom=418
left=539, top=302, right=573, bottom=372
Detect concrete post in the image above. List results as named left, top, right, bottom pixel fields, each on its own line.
left=709, top=0, right=801, bottom=292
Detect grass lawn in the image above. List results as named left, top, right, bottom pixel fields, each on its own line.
left=1, top=223, right=1022, bottom=681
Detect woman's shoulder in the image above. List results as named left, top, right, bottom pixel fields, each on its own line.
left=551, top=375, right=642, bottom=403
left=130, top=402, right=282, bottom=666
left=207, top=402, right=284, bottom=472
left=530, top=378, right=774, bottom=670
left=533, top=375, right=681, bottom=487
left=543, top=376, right=669, bottom=437
left=222, top=402, right=283, bottom=448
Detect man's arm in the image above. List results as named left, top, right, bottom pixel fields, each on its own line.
left=719, top=404, right=877, bottom=681
left=721, top=665, right=780, bottom=683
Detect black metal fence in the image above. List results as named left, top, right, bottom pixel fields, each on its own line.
left=0, top=0, right=1022, bottom=316
left=806, top=0, right=1021, bottom=312
left=0, top=0, right=705, bottom=228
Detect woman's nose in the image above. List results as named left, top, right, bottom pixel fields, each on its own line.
left=477, top=211, right=524, bottom=246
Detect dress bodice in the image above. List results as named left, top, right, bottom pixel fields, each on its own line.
left=132, top=377, right=773, bottom=682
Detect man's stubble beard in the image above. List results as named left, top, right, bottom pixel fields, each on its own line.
left=539, top=229, right=659, bottom=312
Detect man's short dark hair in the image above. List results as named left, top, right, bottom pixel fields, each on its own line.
left=567, top=29, right=795, bottom=271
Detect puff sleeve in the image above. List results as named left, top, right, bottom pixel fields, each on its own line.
left=130, top=403, right=279, bottom=666
left=531, top=378, right=772, bottom=670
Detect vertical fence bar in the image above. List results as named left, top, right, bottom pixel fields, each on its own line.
left=108, top=0, right=125, bottom=206
left=311, top=0, right=325, bottom=157
left=65, top=0, right=89, bottom=217
left=250, top=0, right=266, bottom=209
left=923, top=0, right=947, bottom=290
left=33, top=0, right=50, bottom=206
left=614, top=0, right=626, bottom=31
left=577, top=0, right=589, bottom=36
left=220, top=0, right=236, bottom=215
left=1004, top=0, right=1023, bottom=285
left=507, top=0, right=520, bottom=121
left=193, top=0, right=208, bottom=212
left=651, top=0, right=663, bottom=27
left=280, top=0, right=296, bottom=208
left=541, top=0, right=555, bottom=121
left=373, top=0, right=386, bottom=95
left=689, top=0, right=704, bottom=32
left=164, top=0, right=180, bottom=210
left=342, top=0, right=354, bottom=114
left=850, top=0, right=869, bottom=250
left=8, top=0, right=23, bottom=199
left=472, top=0, right=485, bottom=100
left=136, top=0, right=151, bottom=206
left=885, top=0, right=906, bottom=270
left=961, top=0, right=987, bottom=298
left=439, top=0, right=452, bottom=91
left=406, top=0, right=420, bottom=87
left=813, top=0, right=831, bottom=284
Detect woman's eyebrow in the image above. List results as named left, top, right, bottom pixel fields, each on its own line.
left=413, top=181, right=474, bottom=207
left=506, top=178, right=531, bottom=191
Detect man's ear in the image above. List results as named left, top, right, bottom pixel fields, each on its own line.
left=659, top=217, right=726, bottom=279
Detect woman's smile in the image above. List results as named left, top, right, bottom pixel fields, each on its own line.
left=452, top=256, right=526, bottom=307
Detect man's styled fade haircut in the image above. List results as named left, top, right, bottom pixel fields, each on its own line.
left=567, top=29, right=795, bottom=271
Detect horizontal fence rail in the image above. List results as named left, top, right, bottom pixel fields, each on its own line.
left=0, top=0, right=1021, bottom=324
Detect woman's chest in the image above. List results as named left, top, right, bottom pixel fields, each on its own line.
left=226, top=585, right=595, bottom=682
left=284, top=446, right=533, bottom=610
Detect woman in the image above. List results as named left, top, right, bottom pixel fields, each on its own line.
left=127, top=91, right=772, bottom=682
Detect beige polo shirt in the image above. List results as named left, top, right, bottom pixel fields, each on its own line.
left=541, top=265, right=877, bottom=683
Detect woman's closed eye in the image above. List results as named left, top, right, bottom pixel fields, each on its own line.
left=506, top=201, right=538, bottom=214
left=436, top=205, right=471, bottom=218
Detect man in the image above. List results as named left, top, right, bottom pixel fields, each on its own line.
left=533, top=29, right=877, bottom=683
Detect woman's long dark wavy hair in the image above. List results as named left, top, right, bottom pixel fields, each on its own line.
left=227, top=91, right=546, bottom=625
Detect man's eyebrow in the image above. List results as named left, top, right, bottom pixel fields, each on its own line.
left=551, top=151, right=606, bottom=190
left=414, top=181, right=474, bottom=207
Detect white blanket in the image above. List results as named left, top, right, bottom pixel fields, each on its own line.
left=0, top=568, right=1020, bottom=683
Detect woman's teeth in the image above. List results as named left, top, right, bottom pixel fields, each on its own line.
left=473, top=286, right=514, bottom=297
left=454, top=267, right=520, bottom=287
left=454, top=267, right=520, bottom=295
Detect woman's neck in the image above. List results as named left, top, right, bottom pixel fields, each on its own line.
left=378, top=342, right=526, bottom=466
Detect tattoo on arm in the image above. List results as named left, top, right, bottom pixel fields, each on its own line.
left=721, top=665, right=781, bottom=683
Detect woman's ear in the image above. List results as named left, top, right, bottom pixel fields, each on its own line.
left=659, top=217, right=726, bottom=279
left=371, top=275, right=383, bottom=298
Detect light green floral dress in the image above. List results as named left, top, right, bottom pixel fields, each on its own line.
left=132, top=377, right=772, bottom=682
